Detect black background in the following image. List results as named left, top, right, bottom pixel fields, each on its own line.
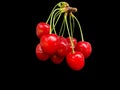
left=30, top=0, right=98, bottom=82
left=3, top=0, right=118, bottom=88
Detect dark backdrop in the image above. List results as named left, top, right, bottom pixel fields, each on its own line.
left=30, top=0, right=98, bottom=82
left=4, top=0, right=113, bottom=87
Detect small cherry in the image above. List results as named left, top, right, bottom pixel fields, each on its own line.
left=75, top=41, right=92, bottom=58
left=57, top=36, right=68, bottom=57
left=66, top=37, right=77, bottom=46
left=66, top=37, right=77, bottom=53
left=51, top=54, right=64, bottom=64
left=36, top=22, right=50, bottom=38
left=40, top=34, right=59, bottom=55
left=36, top=43, right=49, bottom=61
left=66, top=51, right=85, bottom=71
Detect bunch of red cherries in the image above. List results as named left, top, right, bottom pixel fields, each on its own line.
left=35, top=2, right=92, bottom=71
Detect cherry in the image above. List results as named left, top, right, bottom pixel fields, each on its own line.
left=57, top=36, right=68, bottom=57
left=36, top=43, right=49, bottom=61
left=36, top=22, right=50, bottom=38
left=66, top=37, right=77, bottom=53
left=75, top=41, right=92, bottom=58
left=66, top=37, right=77, bottom=46
left=66, top=51, right=85, bottom=71
left=40, top=34, right=59, bottom=55
left=51, top=54, right=64, bottom=64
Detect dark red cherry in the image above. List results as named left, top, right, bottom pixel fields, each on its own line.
left=57, top=36, right=68, bottom=57
left=75, top=41, right=92, bottom=58
left=36, top=43, right=49, bottom=61
left=66, top=51, right=85, bottom=71
left=66, top=37, right=77, bottom=46
left=51, top=54, right=64, bottom=64
left=40, top=34, right=59, bottom=55
left=66, top=37, right=77, bottom=53
left=36, top=22, right=50, bottom=38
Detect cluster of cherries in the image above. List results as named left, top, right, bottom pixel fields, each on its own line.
left=35, top=2, right=92, bottom=71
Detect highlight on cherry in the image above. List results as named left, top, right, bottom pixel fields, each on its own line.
left=35, top=1, right=92, bottom=71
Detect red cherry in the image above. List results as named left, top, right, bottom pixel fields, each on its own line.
left=66, top=37, right=77, bottom=46
left=36, top=43, right=49, bottom=61
left=75, top=41, right=92, bottom=58
left=36, top=22, right=50, bottom=38
left=57, top=36, right=68, bottom=57
left=66, top=37, right=77, bottom=53
left=40, top=34, right=59, bottom=55
left=51, top=54, right=64, bottom=64
left=66, top=51, right=85, bottom=71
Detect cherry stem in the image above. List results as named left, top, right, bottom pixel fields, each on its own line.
left=54, top=12, right=62, bottom=26
left=50, top=8, right=60, bottom=34
left=69, top=13, right=73, bottom=38
left=52, top=11, right=61, bottom=33
left=46, top=1, right=69, bottom=23
left=72, top=15, right=75, bottom=35
left=57, top=2, right=69, bottom=8
left=59, top=17, right=65, bottom=36
left=61, top=20, right=65, bottom=36
left=64, top=13, right=75, bottom=53
left=46, top=4, right=58, bottom=23
left=72, top=14, right=84, bottom=41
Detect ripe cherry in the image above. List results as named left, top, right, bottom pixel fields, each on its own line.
left=66, top=37, right=77, bottom=53
left=66, top=51, right=85, bottom=71
left=75, top=41, right=92, bottom=58
left=40, top=34, right=59, bottom=55
left=36, top=43, right=49, bottom=61
left=36, top=22, right=50, bottom=38
left=51, top=54, right=64, bottom=64
left=57, top=36, right=68, bottom=57
left=66, top=37, right=77, bottom=46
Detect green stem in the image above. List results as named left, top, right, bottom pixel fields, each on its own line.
left=59, top=17, right=65, bottom=36
left=57, top=2, right=69, bottom=8
left=50, top=8, right=60, bottom=34
left=69, top=13, right=73, bottom=38
left=72, top=15, right=75, bottom=36
left=64, top=13, right=75, bottom=53
left=61, top=20, right=66, bottom=36
left=72, top=14, right=84, bottom=41
left=52, top=11, right=61, bottom=34
left=59, top=17, right=66, bottom=36
left=46, top=1, right=68, bottom=23
left=46, top=4, right=58, bottom=23
left=54, top=13, right=62, bottom=26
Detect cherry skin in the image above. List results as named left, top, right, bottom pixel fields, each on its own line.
left=36, top=22, right=50, bottom=38
left=75, top=41, right=92, bottom=58
left=57, top=36, right=68, bottom=57
left=51, top=54, right=64, bottom=64
left=36, top=43, right=49, bottom=61
left=40, top=34, right=59, bottom=55
left=66, top=51, right=85, bottom=71
left=66, top=37, right=77, bottom=46
left=66, top=37, right=77, bottom=53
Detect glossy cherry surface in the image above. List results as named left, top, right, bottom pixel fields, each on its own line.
left=40, top=34, right=59, bottom=55
left=36, top=43, right=49, bottom=61
left=66, top=37, right=77, bottom=53
left=75, top=41, right=92, bottom=58
left=66, top=37, right=77, bottom=46
left=36, top=22, right=50, bottom=38
left=51, top=54, right=64, bottom=64
left=57, top=36, right=68, bottom=57
left=66, top=51, right=85, bottom=71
